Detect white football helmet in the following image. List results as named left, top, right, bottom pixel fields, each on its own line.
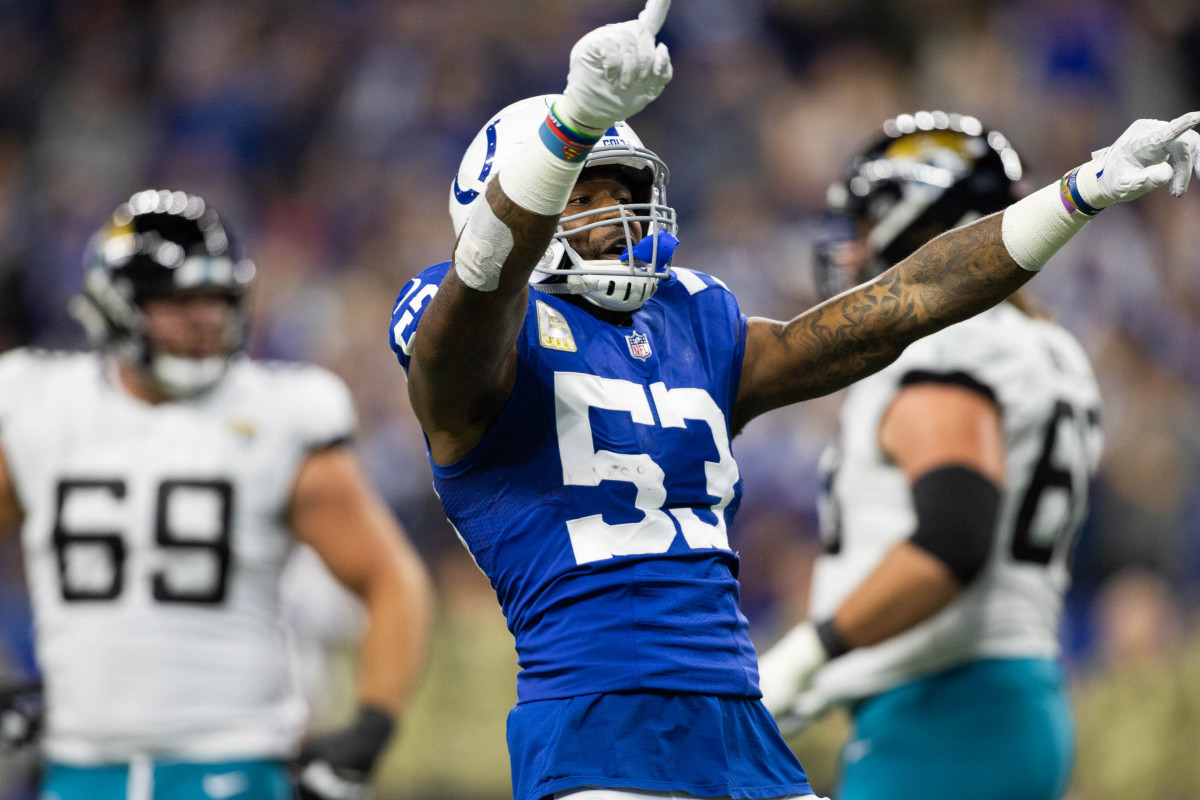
left=449, top=94, right=678, bottom=312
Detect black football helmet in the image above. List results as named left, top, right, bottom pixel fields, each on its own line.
left=815, top=111, right=1024, bottom=299
left=72, top=189, right=256, bottom=397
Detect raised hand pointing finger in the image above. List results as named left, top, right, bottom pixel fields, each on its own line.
left=559, top=1, right=674, bottom=132
left=637, top=0, right=671, bottom=36
left=1149, top=110, right=1200, bottom=148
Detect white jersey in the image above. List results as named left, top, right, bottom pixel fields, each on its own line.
left=0, top=349, right=355, bottom=764
left=808, top=304, right=1102, bottom=705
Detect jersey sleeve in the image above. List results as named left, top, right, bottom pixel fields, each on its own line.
left=389, top=262, right=452, bottom=375
left=287, top=366, right=357, bottom=451
left=0, top=349, right=35, bottom=439
left=667, top=268, right=749, bottom=416
left=888, top=319, right=1014, bottom=405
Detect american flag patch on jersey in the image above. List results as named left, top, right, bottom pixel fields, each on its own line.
left=626, top=331, right=652, bottom=360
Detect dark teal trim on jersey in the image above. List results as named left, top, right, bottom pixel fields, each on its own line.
left=42, top=759, right=293, bottom=800
left=839, top=658, right=1073, bottom=800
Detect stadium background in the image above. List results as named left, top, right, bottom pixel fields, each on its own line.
left=1, top=0, right=1199, bottom=797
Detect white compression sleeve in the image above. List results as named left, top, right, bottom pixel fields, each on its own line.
left=498, top=139, right=587, bottom=217
left=497, top=103, right=603, bottom=216
left=1000, top=180, right=1094, bottom=272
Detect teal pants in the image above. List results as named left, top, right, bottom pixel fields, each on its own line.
left=41, top=759, right=293, bottom=800
left=838, top=658, right=1074, bottom=800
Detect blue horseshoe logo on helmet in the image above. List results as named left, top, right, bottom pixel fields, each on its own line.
left=452, top=119, right=500, bottom=205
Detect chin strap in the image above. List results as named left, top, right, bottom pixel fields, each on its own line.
left=530, top=232, right=680, bottom=312
left=147, top=354, right=231, bottom=399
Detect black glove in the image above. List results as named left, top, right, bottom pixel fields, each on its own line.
left=0, top=682, right=43, bottom=751
left=295, top=706, right=395, bottom=800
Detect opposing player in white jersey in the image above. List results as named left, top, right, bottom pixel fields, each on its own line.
left=758, top=115, right=1104, bottom=799
left=0, top=190, right=434, bottom=800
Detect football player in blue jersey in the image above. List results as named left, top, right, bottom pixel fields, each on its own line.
left=388, top=2, right=1200, bottom=798
left=757, top=115, right=1102, bottom=800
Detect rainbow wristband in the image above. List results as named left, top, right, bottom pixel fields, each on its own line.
left=1059, top=168, right=1103, bottom=216
left=539, top=105, right=601, bottom=163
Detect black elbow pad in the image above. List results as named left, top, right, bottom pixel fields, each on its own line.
left=909, top=465, right=1002, bottom=585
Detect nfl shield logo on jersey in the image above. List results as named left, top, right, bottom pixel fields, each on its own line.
left=626, top=331, right=652, bottom=360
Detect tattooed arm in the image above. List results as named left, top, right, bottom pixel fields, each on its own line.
left=733, top=213, right=1029, bottom=431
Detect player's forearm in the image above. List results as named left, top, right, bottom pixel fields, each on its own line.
left=776, top=214, right=1030, bottom=401
left=409, top=127, right=585, bottom=437
left=758, top=539, right=962, bottom=716
left=414, top=183, right=554, bottom=365
left=831, top=541, right=962, bottom=649
left=353, top=553, right=434, bottom=714
left=408, top=196, right=549, bottom=436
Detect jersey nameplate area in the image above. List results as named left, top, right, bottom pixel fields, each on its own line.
left=537, top=301, right=577, bottom=352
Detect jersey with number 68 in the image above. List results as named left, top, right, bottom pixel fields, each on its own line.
left=0, top=348, right=355, bottom=764
left=808, top=303, right=1102, bottom=705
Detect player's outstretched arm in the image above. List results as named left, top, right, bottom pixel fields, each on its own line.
left=759, top=384, right=1005, bottom=720
left=288, top=444, right=435, bottom=800
left=409, top=0, right=672, bottom=465
left=734, top=112, right=1200, bottom=430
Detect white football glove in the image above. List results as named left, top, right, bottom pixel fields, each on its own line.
left=1075, top=111, right=1200, bottom=209
left=773, top=686, right=836, bottom=739
left=757, top=620, right=829, bottom=718
left=556, top=0, right=673, bottom=134
left=0, top=683, right=42, bottom=751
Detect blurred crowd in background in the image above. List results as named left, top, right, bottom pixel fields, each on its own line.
left=1, top=0, right=1200, bottom=798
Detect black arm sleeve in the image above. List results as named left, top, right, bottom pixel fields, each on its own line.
left=908, top=465, right=1002, bottom=585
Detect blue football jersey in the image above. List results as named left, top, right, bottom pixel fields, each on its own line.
left=391, top=263, right=760, bottom=703
left=391, top=264, right=813, bottom=800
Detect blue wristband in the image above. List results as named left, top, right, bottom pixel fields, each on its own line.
left=1060, top=168, right=1103, bottom=216
left=539, top=105, right=601, bottom=163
